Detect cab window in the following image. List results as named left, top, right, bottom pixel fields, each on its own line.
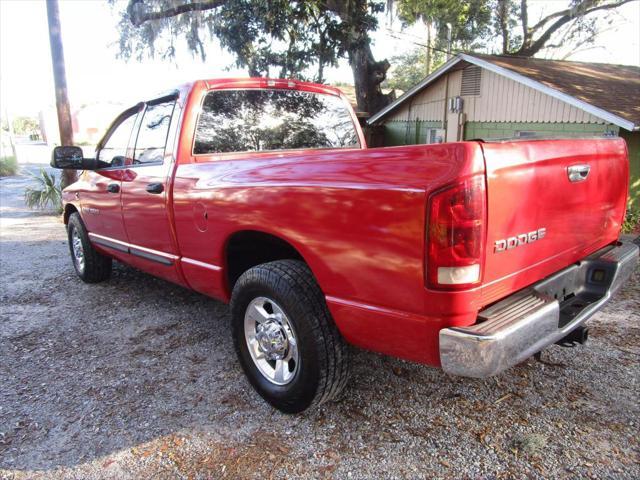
left=96, top=112, right=137, bottom=167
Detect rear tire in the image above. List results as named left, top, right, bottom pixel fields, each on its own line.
left=67, top=212, right=112, bottom=283
left=230, top=260, right=350, bottom=413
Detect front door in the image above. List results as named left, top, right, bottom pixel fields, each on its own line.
left=120, top=96, right=183, bottom=283
left=80, top=108, right=139, bottom=246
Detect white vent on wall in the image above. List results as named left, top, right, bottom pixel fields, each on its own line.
left=461, top=66, right=482, bottom=96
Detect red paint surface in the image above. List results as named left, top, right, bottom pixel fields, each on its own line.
left=62, top=79, right=629, bottom=367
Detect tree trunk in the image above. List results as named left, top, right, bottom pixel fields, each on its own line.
left=316, top=35, right=326, bottom=83
left=348, top=41, right=392, bottom=116
left=426, top=22, right=432, bottom=75
left=46, top=0, right=76, bottom=188
left=498, top=0, right=510, bottom=54
left=326, top=0, right=393, bottom=116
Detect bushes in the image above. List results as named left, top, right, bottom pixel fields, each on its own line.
left=24, top=168, right=62, bottom=213
left=0, top=155, right=18, bottom=176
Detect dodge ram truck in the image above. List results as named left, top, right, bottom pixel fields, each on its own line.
left=51, top=78, right=639, bottom=413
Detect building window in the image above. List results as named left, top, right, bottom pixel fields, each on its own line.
left=515, top=131, right=537, bottom=138
left=461, top=66, right=482, bottom=96
left=428, top=128, right=445, bottom=144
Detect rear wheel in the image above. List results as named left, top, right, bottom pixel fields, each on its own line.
left=230, top=260, right=350, bottom=413
left=67, top=212, right=112, bottom=283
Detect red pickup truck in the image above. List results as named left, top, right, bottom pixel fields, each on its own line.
left=52, top=78, right=638, bottom=413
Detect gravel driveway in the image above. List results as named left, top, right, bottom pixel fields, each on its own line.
left=1, top=167, right=639, bottom=479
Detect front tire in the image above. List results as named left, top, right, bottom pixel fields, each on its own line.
left=230, top=260, right=350, bottom=413
left=67, top=212, right=112, bottom=283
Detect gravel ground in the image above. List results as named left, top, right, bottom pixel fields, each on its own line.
left=1, top=167, right=639, bottom=479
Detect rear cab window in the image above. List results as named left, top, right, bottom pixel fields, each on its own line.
left=193, top=89, right=360, bottom=155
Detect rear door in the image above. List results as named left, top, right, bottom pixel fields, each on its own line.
left=480, top=138, right=628, bottom=305
left=120, top=94, right=183, bottom=283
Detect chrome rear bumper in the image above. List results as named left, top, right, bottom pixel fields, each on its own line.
left=439, top=240, right=639, bottom=378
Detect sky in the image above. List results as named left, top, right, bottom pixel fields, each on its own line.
left=1, top=0, right=639, bottom=118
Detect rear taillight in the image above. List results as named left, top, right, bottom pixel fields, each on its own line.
left=427, top=175, right=486, bottom=290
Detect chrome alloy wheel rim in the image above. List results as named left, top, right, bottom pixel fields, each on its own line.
left=71, top=228, right=85, bottom=273
left=244, top=296, right=299, bottom=386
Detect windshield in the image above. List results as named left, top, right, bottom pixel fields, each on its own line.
left=194, top=89, right=360, bottom=154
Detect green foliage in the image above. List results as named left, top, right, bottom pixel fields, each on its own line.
left=396, top=0, right=492, bottom=52
left=384, top=47, right=445, bottom=91
left=12, top=116, right=40, bottom=136
left=0, top=156, right=18, bottom=177
left=623, top=207, right=640, bottom=234
left=113, top=0, right=384, bottom=81
left=394, top=0, right=631, bottom=57
left=24, top=169, right=62, bottom=213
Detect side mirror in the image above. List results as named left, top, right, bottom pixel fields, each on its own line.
left=51, top=146, right=98, bottom=170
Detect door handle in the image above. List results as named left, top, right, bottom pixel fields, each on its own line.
left=567, top=164, right=590, bottom=182
left=107, top=183, right=120, bottom=193
left=146, top=182, right=164, bottom=194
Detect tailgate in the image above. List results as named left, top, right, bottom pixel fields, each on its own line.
left=480, top=138, right=629, bottom=306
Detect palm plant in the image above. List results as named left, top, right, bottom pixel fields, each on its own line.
left=24, top=168, right=62, bottom=213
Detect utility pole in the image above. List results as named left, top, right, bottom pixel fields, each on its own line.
left=442, top=23, right=452, bottom=142
left=46, top=0, right=76, bottom=187
left=425, top=21, right=431, bottom=75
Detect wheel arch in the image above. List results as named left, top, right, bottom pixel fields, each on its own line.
left=63, top=203, right=79, bottom=225
left=224, top=229, right=312, bottom=293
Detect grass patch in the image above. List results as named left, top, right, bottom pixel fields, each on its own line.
left=623, top=207, right=640, bottom=234
left=512, top=433, right=547, bottom=458
left=0, top=155, right=18, bottom=176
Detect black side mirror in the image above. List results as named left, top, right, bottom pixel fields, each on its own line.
left=51, top=146, right=98, bottom=170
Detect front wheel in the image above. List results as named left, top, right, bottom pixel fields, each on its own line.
left=230, top=260, right=350, bottom=413
left=67, top=212, right=112, bottom=283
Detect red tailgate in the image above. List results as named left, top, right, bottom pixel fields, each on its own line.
left=479, top=138, right=629, bottom=306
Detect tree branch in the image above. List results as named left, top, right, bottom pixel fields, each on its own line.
left=560, top=45, right=603, bottom=60
left=517, top=0, right=636, bottom=56
left=529, top=0, right=632, bottom=36
left=545, top=21, right=619, bottom=56
left=127, top=0, right=226, bottom=26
